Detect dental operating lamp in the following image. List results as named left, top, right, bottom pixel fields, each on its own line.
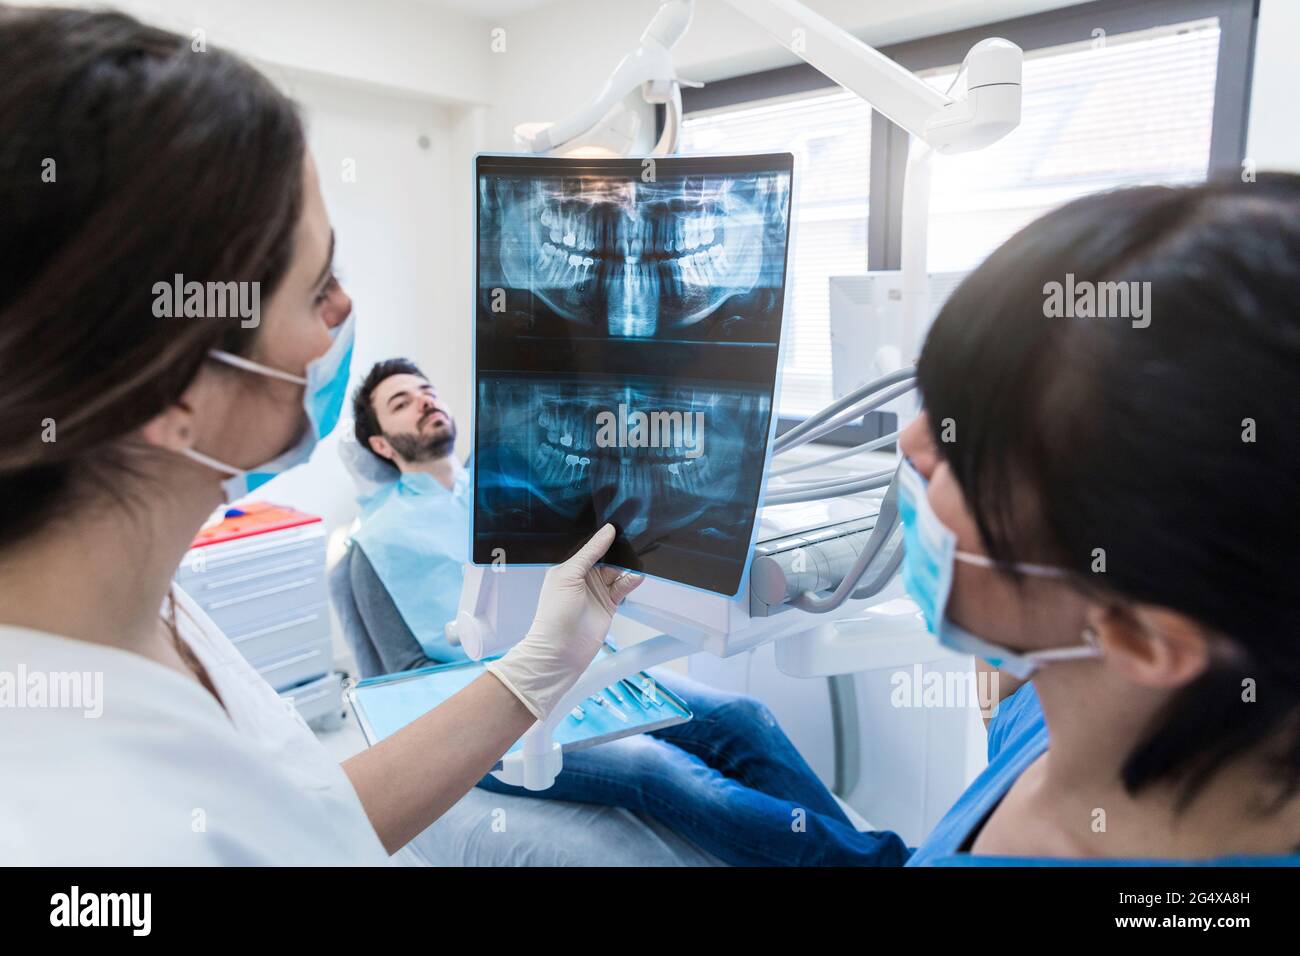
left=460, top=0, right=1022, bottom=790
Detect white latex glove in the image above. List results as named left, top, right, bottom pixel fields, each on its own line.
left=485, top=524, right=644, bottom=720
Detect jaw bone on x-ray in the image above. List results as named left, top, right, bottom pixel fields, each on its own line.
left=474, top=153, right=793, bottom=595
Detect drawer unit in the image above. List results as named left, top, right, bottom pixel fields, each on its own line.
left=176, top=527, right=328, bottom=632
left=177, top=504, right=339, bottom=721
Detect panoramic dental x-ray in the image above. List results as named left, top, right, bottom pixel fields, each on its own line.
left=474, top=153, right=794, bottom=594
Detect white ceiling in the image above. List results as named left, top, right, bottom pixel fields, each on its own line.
left=420, top=0, right=557, bottom=18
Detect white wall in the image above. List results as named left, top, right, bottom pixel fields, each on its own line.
left=1246, top=0, right=1300, bottom=172
left=10, top=0, right=495, bottom=104
left=250, top=69, right=464, bottom=531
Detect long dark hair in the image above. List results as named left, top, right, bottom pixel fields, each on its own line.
left=917, top=174, right=1300, bottom=804
left=0, top=6, right=305, bottom=547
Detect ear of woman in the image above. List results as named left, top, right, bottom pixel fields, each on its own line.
left=137, top=402, right=198, bottom=455
left=1088, top=603, right=1212, bottom=689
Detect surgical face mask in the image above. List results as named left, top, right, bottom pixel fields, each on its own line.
left=895, top=457, right=1100, bottom=679
left=183, top=311, right=355, bottom=501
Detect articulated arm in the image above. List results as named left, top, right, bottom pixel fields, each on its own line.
left=514, top=0, right=698, bottom=156
left=722, top=0, right=1020, bottom=152
left=516, top=0, right=1020, bottom=158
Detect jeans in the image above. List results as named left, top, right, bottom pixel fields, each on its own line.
left=477, top=669, right=911, bottom=867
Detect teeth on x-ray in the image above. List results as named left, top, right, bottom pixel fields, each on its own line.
left=475, top=154, right=793, bottom=594
left=482, top=381, right=764, bottom=540
left=493, top=174, right=788, bottom=337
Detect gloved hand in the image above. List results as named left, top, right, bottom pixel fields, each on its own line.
left=485, top=524, right=644, bottom=720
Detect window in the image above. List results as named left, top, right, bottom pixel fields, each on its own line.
left=681, top=89, right=872, bottom=416
left=678, top=0, right=1254, bottom=436
left=923, top=20, right=1221, bottom=272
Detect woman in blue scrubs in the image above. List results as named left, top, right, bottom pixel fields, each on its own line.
left=897, top=173, right=1300, bottom=864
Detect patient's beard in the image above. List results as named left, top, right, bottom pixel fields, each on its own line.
left=385, top=421, right=456, bottom=465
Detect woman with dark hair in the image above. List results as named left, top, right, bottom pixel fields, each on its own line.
left=895, top=173, right=1300, bottom=863
left=0, top=5, right=642, bottom=863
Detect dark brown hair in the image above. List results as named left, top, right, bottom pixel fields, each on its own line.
left=351, top=357, right=428, bottom=465
left=918, top=175, right=1300, bottom=804
left=0, top=6, right=306, bottom=547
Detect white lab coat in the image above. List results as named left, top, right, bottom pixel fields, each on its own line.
left=0, top=587, right=389, bottom=865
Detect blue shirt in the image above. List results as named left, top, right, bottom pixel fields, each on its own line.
left=350, top=469, right=471, bottom=663
left=907, top=683, right=1300, bottom=867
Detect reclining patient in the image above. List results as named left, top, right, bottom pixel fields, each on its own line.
left=342, top=358, right=909, bottom=866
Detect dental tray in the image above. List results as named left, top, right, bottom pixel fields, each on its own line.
left=345, top=645, right=692, bottom=759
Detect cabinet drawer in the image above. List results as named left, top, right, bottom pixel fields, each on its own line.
left=252, top=637, right=333, bottom=692
left=195, top=571, right=327, bottom=633
left=176, top=526, right=326, bottom=588
left=226, top=603, right=330, bottom=663
left=179, top=550, right=324, bottom=606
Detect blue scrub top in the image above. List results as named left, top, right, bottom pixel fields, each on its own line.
left=907, top=683, right=1300, bottom=867
left=351, top=468, right=471, bottom=663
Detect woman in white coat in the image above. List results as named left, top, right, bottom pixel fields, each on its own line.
left=0, top=6, right=640, bottom=864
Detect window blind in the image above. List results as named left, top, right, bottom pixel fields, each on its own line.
left=681, top=89, right=872, bottom=416
left=923, top=19, right=1220, bottom=272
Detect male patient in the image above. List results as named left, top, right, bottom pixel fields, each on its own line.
left=346, top=358, right=470, bottom=669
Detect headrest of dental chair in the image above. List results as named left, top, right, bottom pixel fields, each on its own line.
left=339, top=428, right=400, bottom=499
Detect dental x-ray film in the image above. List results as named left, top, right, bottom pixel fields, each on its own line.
left=474, top=153, right=794, bottom=595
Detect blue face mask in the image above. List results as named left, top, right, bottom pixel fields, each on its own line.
left=895, top=457, right=1100, bottom=679
left=183, top=311, right=356, bottom=501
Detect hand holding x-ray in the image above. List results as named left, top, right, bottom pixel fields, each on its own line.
left=485, top=524, right=644, bottom=719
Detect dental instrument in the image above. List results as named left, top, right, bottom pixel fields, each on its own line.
left=591, top=694, right=630, bottom=723
left=619, top=678, right=654, bottom=708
